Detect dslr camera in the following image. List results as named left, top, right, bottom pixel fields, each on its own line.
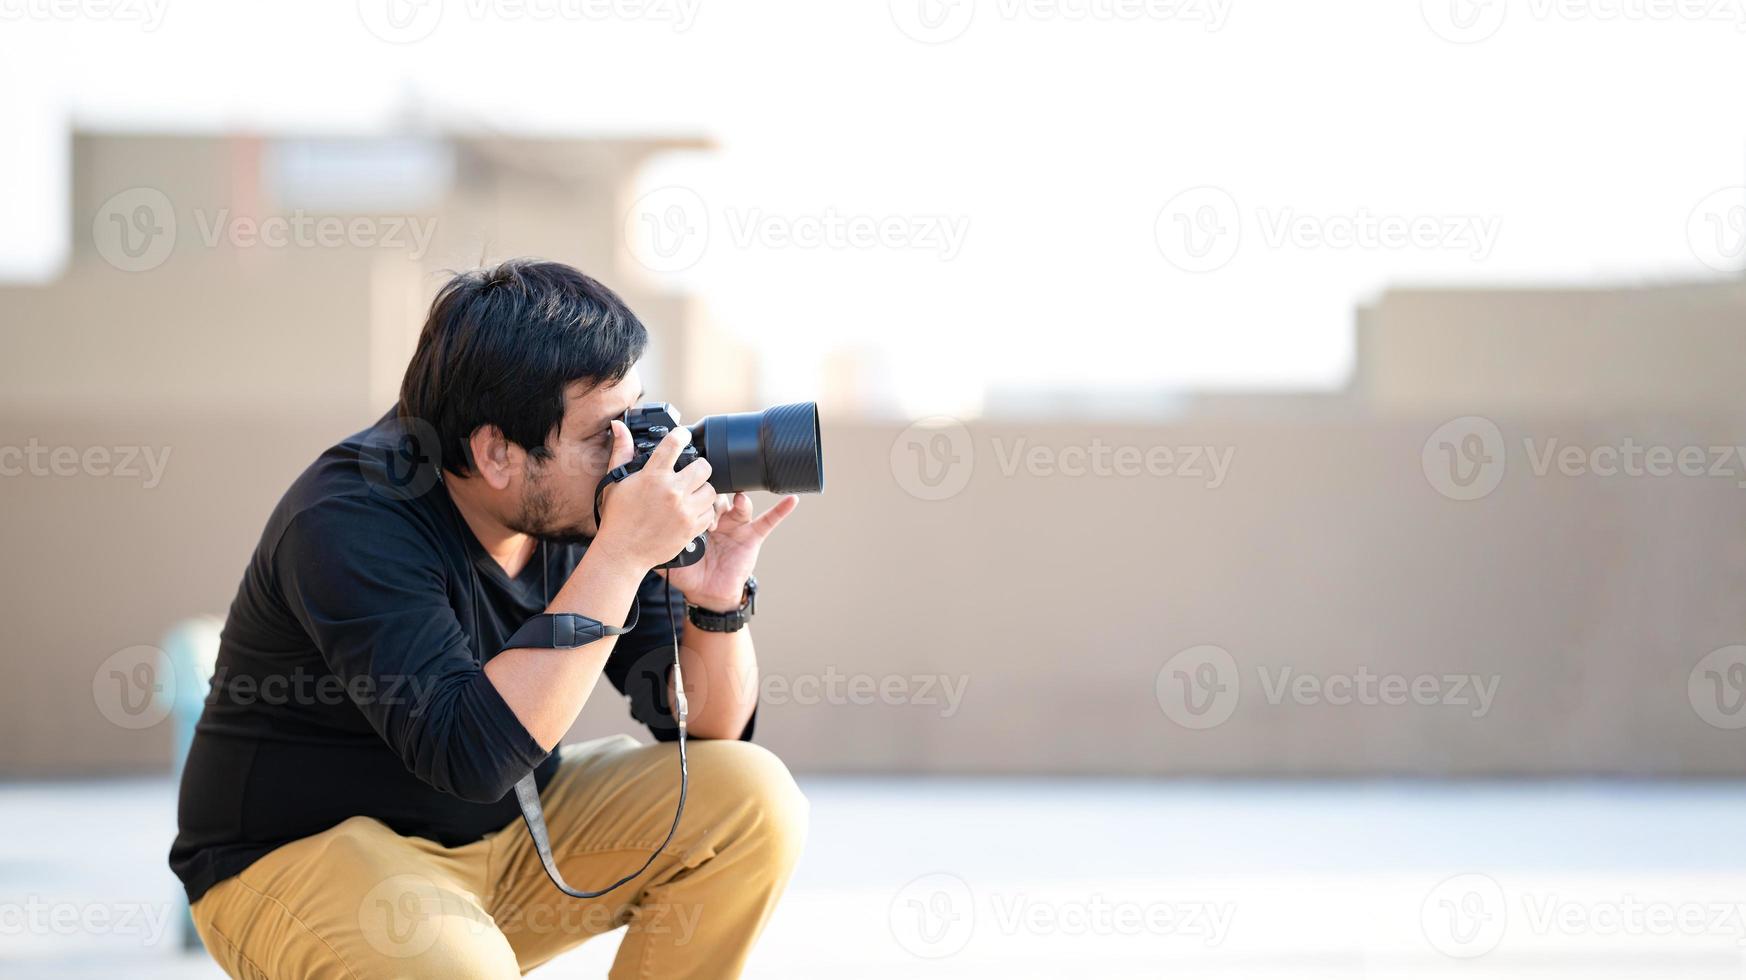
left=600, top=401, right=824, bottom=567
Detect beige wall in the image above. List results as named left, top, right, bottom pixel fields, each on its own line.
left=1359, top=282, right=1746, bottom=415
left=5, top=411, right=1744, bottom=777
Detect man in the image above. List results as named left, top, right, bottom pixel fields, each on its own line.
left=170, top=259, right=806, bottom=978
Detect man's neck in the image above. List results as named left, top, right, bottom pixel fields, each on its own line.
left=444, top=477, right=537, bottom=578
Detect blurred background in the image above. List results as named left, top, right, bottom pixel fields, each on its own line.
left=4, top=1, right=1746, bottom=976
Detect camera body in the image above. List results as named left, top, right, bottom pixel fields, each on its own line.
left=621, top=402, right=702, bottom=477
left=608, top=400, right=825, bottom=569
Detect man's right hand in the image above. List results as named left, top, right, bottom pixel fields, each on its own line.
left=594, top=421, right=718, bottom=570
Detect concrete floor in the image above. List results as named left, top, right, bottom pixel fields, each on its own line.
left=3, top=778, right=1746, bottom=978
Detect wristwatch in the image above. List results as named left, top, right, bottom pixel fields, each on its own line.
left=687, top=576, right=757, bottom=633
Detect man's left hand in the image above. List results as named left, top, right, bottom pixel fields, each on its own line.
left=659, top=493, right=798, bottom=611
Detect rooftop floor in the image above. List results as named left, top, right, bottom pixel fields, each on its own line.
left=4, top=777, right=1745, bottom=978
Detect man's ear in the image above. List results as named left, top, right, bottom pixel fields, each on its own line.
left=467, top=426, right=518, bottom=491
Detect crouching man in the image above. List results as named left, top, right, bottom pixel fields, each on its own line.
left=170, top=259, right=806, bottom=979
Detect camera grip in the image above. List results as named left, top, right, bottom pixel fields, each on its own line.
left=593, top=450, right=710, bottom=571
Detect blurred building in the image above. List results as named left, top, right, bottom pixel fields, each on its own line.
left=2, top=131, right=1743, bottom=779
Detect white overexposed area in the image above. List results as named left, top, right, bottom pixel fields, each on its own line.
left=1, top=0, right=1743, bottom=413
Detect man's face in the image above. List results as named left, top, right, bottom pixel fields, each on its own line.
left=509, top=368, right=643, bottom=542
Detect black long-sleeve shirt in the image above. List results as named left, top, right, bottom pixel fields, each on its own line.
left=169, top=412, right=736, bottom=903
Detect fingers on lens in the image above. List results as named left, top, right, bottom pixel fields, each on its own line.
left=682, top=457, right=713, bottom=488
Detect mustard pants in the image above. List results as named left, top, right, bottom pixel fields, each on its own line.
left=191, top=735, right=808, bottom=979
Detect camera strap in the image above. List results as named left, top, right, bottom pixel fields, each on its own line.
left=444, top=469, right=689, bottom=901
left=504, top=577, right=689, bottom=900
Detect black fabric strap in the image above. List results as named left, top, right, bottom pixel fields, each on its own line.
left=505, top=586, right=688, bottom=901
left=503, top=605, right=639, bottom=651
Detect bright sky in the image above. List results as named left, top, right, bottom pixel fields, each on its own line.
left=2, top=0, right=1743, bottom=416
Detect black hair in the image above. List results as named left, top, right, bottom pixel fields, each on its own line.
left=399, top=258, right=647, bottom=476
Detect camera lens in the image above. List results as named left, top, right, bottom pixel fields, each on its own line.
left=688, top=402, right=824, bottom=494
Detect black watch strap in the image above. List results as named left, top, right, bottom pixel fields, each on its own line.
left=687, top=576, right=756, bottom=632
